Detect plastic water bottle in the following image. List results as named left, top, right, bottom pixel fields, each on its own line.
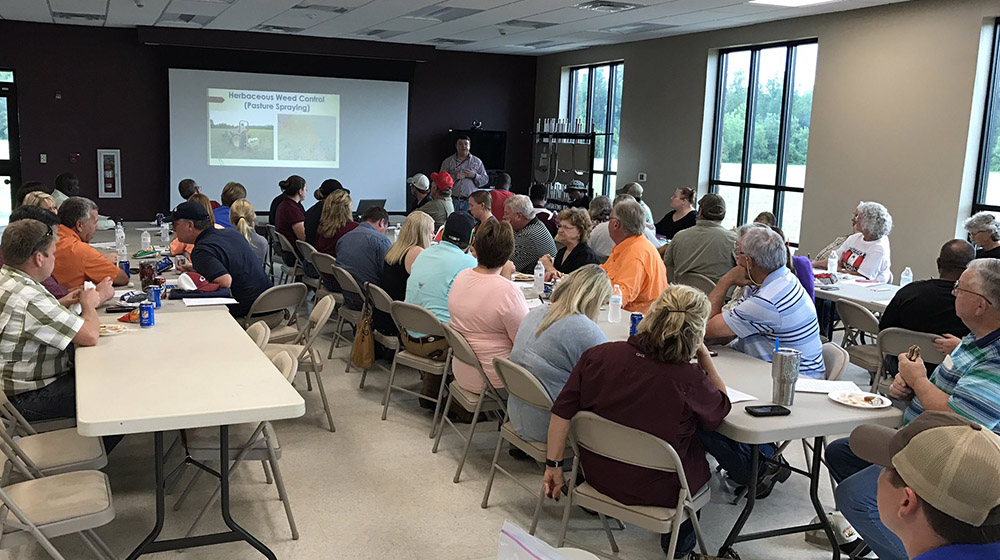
left=159, top=223, right=170, bottom=243
left=115, top=222, right=127, bottom=257
left=140, top=230, right=151, bottom=249
left=900, top=267, right=913, bottom=287
left=608, top=284, right=623, bottom=323
left=533, top=261, right=545, bottom=296
left=827, top=251, right=838, bottom=274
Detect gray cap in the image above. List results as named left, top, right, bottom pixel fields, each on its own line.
left=699, top=193, right=726, bottom=221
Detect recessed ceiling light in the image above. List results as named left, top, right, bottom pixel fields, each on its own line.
left=749, top=0, right=841, bottom=6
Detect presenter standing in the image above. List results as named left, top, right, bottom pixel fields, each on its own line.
left=440, top=136, right=488, bottom=214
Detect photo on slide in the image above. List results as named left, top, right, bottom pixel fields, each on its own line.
left=277, top=115, right=337, bottom=162
left=209, top=118, right=274, bottom=161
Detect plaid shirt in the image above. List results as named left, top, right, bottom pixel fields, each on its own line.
left=0, top=265, right=83, bottom=395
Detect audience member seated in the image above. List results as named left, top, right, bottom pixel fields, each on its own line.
left=53, top=173, right=115, bottom=229
left=529, top=183, right=558, bottom=236
left=305, top=179, right=346, bottom=246
left=469, top=190, right=496, bottom=227
left=53, top=196, right=129, bottom=288
left=2, top=207, right=70, bottom=300
left=0, top=219, right=101, bottom=422
left=274, top=175, right=308, bottom=267
left=542, top=285, right=732, bottom=559
left=423, top=172, right=455, bottom=231
left=827, top=258, right=1000, bottom=560
left=22, top=191, right=58, bottom=214
left=600, top=199, right=667, bottom=313
left=566, top=180, right=591, bottom=210
left=590, top=194, right=663, bottom=259
left=167, top=201, right=272, bottom=318
left=506, top=194, right=558, bottom=274
left=188, top=194, right=225, bottom=231
left=813, top=201, right=894, bottom=283
left=540, top=208, right=600, bottom=281
left=316, top=189, right=359, bottom=262
left=774, top=225, right=815, bottom=302
left=487, top=172, right=515, bottom=222
left=508, top=265, right=610, bottom=442
left=230, top=199, right=269, bottom=264
left=213, top=181, right=246, bottom=229
left=655, top=187, right=697, bottom=240
left=448, top=219, right=529, bottom=393
left=589, top=195, right=612, bottom=225
left=178, top=177, right=220, bottom=210
left=14, top=181, right=51, bottom=207
left=376, top=210, right=434, bottom=337
left=753, top=211, right=777, bottom=227
left=619, top=182, right=654, bottom=228
left=407, top=173, right=431, bottom=212
left=336, top=206, right=391, bottom=311
left=964, top=212, right=1000, bottom=259
left=663, top=193, right=737, bottom=283
left=848, top=411, right=1000, bottom=560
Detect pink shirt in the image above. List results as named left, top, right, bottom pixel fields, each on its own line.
left=447, top=269, right=530, bottom=392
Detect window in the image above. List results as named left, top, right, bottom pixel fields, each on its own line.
left=710, top=40, right=818, bottom=244
left=0, top=68, right=16, bottom=228
left=974, top=20, right=1000, bottom=215
left=568, top=62, right=624, bottom=197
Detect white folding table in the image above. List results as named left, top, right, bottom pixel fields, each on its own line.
left=75, top=308, right=305, bottom=558
left=813, top=274, right=899, bottom=313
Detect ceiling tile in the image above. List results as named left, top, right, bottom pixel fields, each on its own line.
left=165, top=0, right=231, bottom=17
left=50, top=0, right=108, bottom=15
left=527, top=7, right=593, bottom=24
left=206, top=0, right=300, bottom=29
left=440, top=0, right=516, bottom=8
left=107, top=0, right=171, bottom=26
left=0, top=0, right=54, bottom=22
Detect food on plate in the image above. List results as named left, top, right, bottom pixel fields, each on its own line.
left=100, top=324, right=129, bottom=335
left=841, top=393, right=887, bottom=407
left=513, top=273, right=534, bottom=282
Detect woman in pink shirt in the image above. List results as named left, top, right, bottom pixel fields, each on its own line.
left=448, top=219, right=529, bottom=393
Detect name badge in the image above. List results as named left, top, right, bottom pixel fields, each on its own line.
left=943, top=355, right=955, bottom=370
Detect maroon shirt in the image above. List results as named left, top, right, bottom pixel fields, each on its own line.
left=275, top=197, right=305, bottom=243
left=316, top=221, right=359, bottom=257
left=0, top=254, right=69, bottom=299
left=551, top=336, right=731, bottom=508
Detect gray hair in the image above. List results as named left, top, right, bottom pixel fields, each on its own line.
left=613, top=193, right=635, bottom=206
left=964, top=212, right=1000, bottom=242
left=969, top=259, right=1000, bottom=307
left=59, top=196, right=98, bottom=229
left=504, top=194, right=536, bottom=220
left=856, top=201, right=893, bottom=239
left=738, top=223, right=787, bottom=272
left=589, top=196, right=612, bottom=223
left=612, top=199, right=645, bottom=237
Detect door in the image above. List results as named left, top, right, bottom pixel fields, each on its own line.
left=0, top=70, right=21, bottom=227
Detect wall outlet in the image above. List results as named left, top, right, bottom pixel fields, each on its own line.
left=39, top=153, right=47, bottom=164
left=637, top=172, right=647, bottom=182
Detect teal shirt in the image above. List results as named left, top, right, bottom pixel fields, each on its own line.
left=405, top=242, right=477, bottom=331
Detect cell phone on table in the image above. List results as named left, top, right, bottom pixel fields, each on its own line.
left=745, top=405, right=791, bottom=417
left=105, top=305, right=134, bottom=313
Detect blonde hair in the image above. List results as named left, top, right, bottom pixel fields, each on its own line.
left=636, top=284, right=710, bottom=364
left=557, top=207, right=593, bottom=244
left=230, top=199, right=258, bottom=245
left=22, top=191, right=56, bottom=211
left=188, top=193, right=216, bottom=226
left=385, top=211, right=433, bottom=266
left=318, top=190, right=353, bottom=238
left=536, top=264, right=612, bottom=336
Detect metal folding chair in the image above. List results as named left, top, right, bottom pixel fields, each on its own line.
left=239, top=282, right=308, bottom=343
left=359, top=283, right=401, bottom=389
left=327, top=265, right=366, bottom=362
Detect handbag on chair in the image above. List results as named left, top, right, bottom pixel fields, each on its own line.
left=350, top=304, right=375, bottom=369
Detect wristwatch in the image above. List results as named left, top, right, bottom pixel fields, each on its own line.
left=545, top=459, right=565, bottom=468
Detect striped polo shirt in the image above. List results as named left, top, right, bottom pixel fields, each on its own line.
left=904, top=328, right=1000, bottom=434
left=723, top=267, right=825, bottom=378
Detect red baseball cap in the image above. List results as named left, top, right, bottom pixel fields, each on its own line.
left=430, top=172, right=453, bottom=192
left=177, top=272, right=220, bottom=292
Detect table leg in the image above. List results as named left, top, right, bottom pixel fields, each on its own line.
left=718, top=444, right=759, bottom=557
left=125, top=432, right=166, bottom=560
left=808, top=437, right=841, bottom=560
left=219, top=425, right=277, bottom=559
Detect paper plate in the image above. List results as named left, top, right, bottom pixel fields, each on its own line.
left=828, top=391, right=891, bottom=409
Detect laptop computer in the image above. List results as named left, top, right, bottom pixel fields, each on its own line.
left=354, top=199, right=387, bottom=221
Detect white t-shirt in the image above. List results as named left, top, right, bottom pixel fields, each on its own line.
left=589, top=221, right=663, bottom=259
left=836, top=232, right=892, bottom=283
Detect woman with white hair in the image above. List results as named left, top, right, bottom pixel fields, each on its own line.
left=812, top=201, right=893, bottom=283
left=964, top=211, right=1000, bottom=259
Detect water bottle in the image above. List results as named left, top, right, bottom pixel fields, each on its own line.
left=900, top=267, right=913, bottom=287
left=115, top=222, right=127, bottom=258
left=827, top=251, right=838, bottom=274
left=159, top=223, right=170, bottom=243
left=608, top=284, right=623, bottom=323
left=140, top=230, right=151, bottom=249
left=533, top=261, right=545, bottom=296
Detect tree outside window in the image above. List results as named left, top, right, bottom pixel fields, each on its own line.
left=568, top=62, right=624, bottom=197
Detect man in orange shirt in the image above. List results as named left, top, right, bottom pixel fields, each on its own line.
left=601, top=199, right=667, bottom=313
left=53, top=197, right=129, bottom=288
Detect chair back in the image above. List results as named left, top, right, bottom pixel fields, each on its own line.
left=877, top=327, right=947, bottom=365
left=570, top=411, right=688, bottom=481
left=331, top=265, right=364, bottom=300
left=301, top=295, right=337, bottom=346
left=295, top=240, right=318, bottom=266
left=275, top=231, right=298, bottom=256
left=244, top=283, right=308, bottom=328
left=390, top=301, right=447, bottom=338
left=246, top=321, right=271, bottom=350
left=366, top=283, right=394, bottom=315
left=270, top=350, right=299, bottom=384
left=836, top=299, right=880, bottom=336
left=441, top=324, right=486, bottom=375
left=493, top=358, right=553, bottom=411
left=674, top=272, right=716, bottom=295
left=821, top=342, right=850, bottom=381
left=311, top=251, right=336, bottom=275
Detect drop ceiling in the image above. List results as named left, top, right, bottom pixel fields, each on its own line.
left=0, top=0, right=913, bottom=55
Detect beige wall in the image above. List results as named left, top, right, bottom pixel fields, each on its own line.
left=534, top=0, right=1000, bottom=279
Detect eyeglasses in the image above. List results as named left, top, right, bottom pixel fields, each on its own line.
left=953, top=280, right=993, bottom=306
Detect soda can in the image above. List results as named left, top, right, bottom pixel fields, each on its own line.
left=147, top=286, right=162, bottom=308
left=118, top=260, right=130, bottom=277
left=156, top=257, right=174, bottom=274
left=543, top=283, right=553, bottom=298
left=155, top=213, right=165, bottom=226
left=139, top=302, right=155, bottom=328
left=629, top=312, right=644, bottom=336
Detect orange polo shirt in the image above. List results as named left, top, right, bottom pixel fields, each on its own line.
left=601, top=234, right=668, bottom=313
left=52, top=224, right=121, bottom=288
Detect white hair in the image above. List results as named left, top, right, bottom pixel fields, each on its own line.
left=856, top=201, right=893, bottom=239
left=504, top=194, right=536, bottom=219
left=738, top=223, right=787, bottom=272
left=969, top=259, right=1000, bottom=307
left=612, top=199, right=645, bottom=237
left=965, top=212, right=1000, bottom=242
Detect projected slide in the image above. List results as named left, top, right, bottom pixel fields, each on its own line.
left=207, top=88, right=340, bottom=168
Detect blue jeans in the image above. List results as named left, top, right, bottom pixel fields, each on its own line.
left=452, top=198, right=470, bottom=214
left=835, top=465, right=908, bottom=560
left=696, top=430, right=776, bottom=486
left=826, top=437, right=872, bottom=483
left=9, top=374, right=122, bottom=452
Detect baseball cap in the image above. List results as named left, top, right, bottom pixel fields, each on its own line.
left=699, top=193, right=727, bottom=221
left=408, top=173, right=430, bottom=192
left=619, top=182, right=643, bottom=198
left=850, top=411, right=1000, bottom=526
left=316, top=179, right=347, bottom=199
left=162, top=201, right=210, bottom=223
left=442, top=212, right=476, bottom=246
left=429, top=172, right=453, bottom=193
left=566, top=180, right=587, bottom=191
left=176, top=272, right=221, bottom=292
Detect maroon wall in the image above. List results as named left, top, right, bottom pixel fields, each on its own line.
left=0, top=21, right=536, bottom=219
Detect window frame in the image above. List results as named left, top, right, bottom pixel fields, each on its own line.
left=568, top=61, right=624, bottom=197
left=709, top=38, right=818, bottom=243
left=973, top=19, right=1000, bottom=215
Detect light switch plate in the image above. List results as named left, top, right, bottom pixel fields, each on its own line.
left=637, top=172, right=647, bottom=182
left=39, top=153, right=47, bottom=164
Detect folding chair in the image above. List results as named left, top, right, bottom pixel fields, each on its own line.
left=382, top=302, right=453, bottom=437
left=557, top=411, right=710, bottom=559
left=263, top=224, right=279, bottom=278
left=482, top=358, right=573, bottom=535
left=246, top=320, right=271, bottom=350
left=327, top=265, right=366, bottom=361
left=310, top=252, right=345, bottom=309
left=874, top=327, right=946, bottom=394
left=359, top=283, right=400, bottom=390
left=432, top=325, right=508, bottom=484
left=239, top=282, right=308, bottom=343
left=294, top=240, right=321, bottom=291
left=263, top=295, right=338, bottom=432
left=274, top=231, right=302, bottom=284
left=835, top=300, right=881, bottom=382
left=674, top=272, right=716, bottom=295
left=822, top=341, right=850, bottom=381
left=174, top=351, right=300, bottom=541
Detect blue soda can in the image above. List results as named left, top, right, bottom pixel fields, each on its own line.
left=147, top=286, right=161, bottom=308
left=155, top=213, right=165, bottom=226
left=139, top=302, right=155, bottom=328
left=629, top=312, right=644, bottom=336
left=543, top=283, right=553, bottom=298
left=118, top=260, right=130, bottom=277
left=156, top=257, right=174, bottom=274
